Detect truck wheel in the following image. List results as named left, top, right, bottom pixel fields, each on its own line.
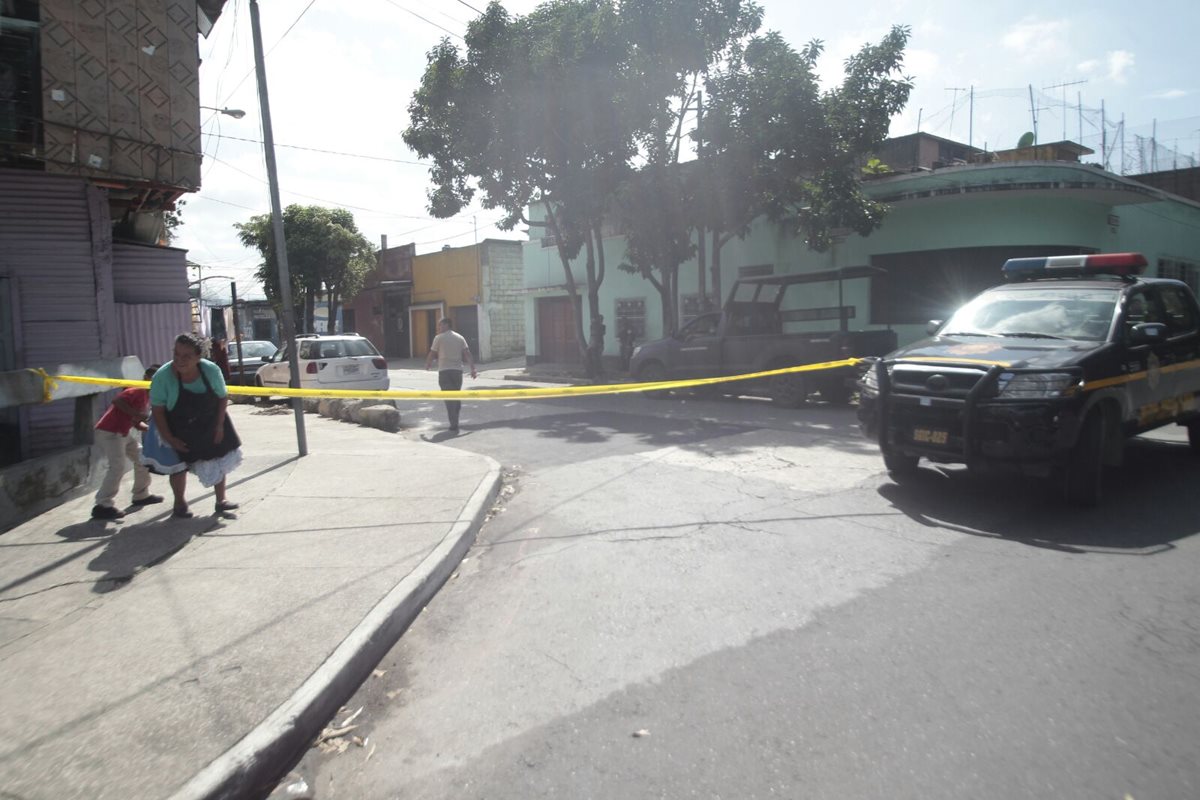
left=637, top=362, right=671, bottom=399
left=1063, top=410, right=1105, bottom=507
left=819, top=379, right=852, bottom=406
left=1188, top=420, right=1200, bottom=454
left=770, top=374, right=806, bottom=408
left=883, top=450, right=920, bottom=477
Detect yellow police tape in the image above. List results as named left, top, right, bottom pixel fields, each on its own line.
left=45, top=358, right=863, bottom=402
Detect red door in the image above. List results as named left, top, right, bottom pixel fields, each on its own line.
left=537, top=296, right=581, bottom=363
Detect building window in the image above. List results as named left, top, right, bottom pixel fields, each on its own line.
left=870, top=246, right=1091, bottom=325
left=1159, top=258, right=1200, bottom=296
left=0, top=2, right=41, bottom=162
left=680, top=293, right=716, bottom=327
left=615, top=298, right=645, bottom=341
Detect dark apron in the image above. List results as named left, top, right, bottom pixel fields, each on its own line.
left=166, top=367, right=241, bottom=464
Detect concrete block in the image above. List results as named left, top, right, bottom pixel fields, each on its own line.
left=358, top=404, right=401, bottom=433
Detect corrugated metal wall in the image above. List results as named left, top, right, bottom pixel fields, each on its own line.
left=0, top=169, right=107, bottom=456
left=112, top=242, right=189, bottom=303
left=116, top=302, right=191, bottom=369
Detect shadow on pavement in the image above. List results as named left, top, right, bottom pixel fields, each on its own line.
left=462, top=405, right=878, bottom=459
left=878, top=437, right=1200, bottom=554
left=85, top=516, right=211, bottom=593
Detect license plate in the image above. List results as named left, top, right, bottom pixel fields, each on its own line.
left=341, top=364, right=360, bottom=375
left=911, top=427, right=949, bottom=445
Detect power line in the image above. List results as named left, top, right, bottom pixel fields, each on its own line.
left=381, top=0, right=464, bottom=41
left=452, top=0, right=484, bottom=13
left=201, top=132, right=429, bottom=165
left=212, top=0, right=322, bottom=111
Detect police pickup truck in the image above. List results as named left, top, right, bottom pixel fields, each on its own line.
left=630, top=267, right=897, bottom=406
left=858, top=253, right=1200, bottom=505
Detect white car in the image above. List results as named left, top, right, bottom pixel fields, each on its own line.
left=255, top=334, right=390, bottom=393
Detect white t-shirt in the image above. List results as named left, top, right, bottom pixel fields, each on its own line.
left=430, top=330, right=470, bottom=371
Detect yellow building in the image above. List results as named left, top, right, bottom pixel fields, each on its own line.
left=409, top=240, right=525, bottom=362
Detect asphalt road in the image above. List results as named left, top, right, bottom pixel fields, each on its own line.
left=290, top=367, right=1200, bottom=800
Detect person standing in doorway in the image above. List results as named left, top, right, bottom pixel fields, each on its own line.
left=425, top=318, right=476, bottom=432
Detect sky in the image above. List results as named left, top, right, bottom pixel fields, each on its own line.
left=177, top=0, right=1200, bottom=302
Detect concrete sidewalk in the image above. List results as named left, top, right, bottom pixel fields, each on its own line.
left=0, top=404, right=501, bottom=800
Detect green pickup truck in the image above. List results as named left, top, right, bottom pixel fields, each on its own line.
left=630, top=267, right=897, bottom=406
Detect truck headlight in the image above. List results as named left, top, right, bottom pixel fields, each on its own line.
left=995, top=372, right=1077, bottom=399
left=632, top=345, right=642, bottom=358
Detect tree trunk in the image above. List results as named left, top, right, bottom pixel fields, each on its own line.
left=584, top=228, right=604, bottom=379
left=697, top=222, right=707, bottom=311
left=711, top=229, right=727, bottom=308
left=328, top=290, right=340, bottom=334
left=304, top=292, right=316, bottom=335
left=545, top=202, right=589, bottom=370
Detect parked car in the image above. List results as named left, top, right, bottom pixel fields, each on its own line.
left=858, top=252, right=1200, bottom=506
left=225, top=340, right=278, bottom=385
left=255, top=334, right=390, bottom=393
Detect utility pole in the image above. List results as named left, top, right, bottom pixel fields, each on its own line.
left=1028, top=84, right=1039, bottom=146
left=968, top=86, right=974, bottom=152
left=230, top=280, right=245, bottom=381
left=916, top=107, right=922, bottom=135
left=695, top=91, right=706, bottom=308
left=249, top=0, right=307, bottom=457
left=1101, top=99, right=1107, bottom=170
left=1046, top=79, right=1094, bottom=142
left=1120, top=113, right=1126, bottom=174
left=945, top=87, right=965, bottom=140
left=1152, top=119, right=1158, bottom=171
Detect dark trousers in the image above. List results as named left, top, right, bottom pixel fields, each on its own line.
left=438, top=369, right=463, bottom=428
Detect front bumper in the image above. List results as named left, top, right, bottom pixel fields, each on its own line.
left=858, top=362, right=1085, bottom=474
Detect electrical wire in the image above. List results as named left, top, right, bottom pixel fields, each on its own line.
left=381, top=0, right=464, bottom=41
left=201, top=132, right=429, bottom=165
left=214, top=0, right=322, bottom=111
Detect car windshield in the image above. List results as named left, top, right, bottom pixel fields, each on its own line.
left=941, top=287, right=1120, bottom=341
left=231, top=342, right=277, bottom=359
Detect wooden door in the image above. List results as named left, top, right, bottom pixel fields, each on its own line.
left=537, top=296, right=580, bottom=363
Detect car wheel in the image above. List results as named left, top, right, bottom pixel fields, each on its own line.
left=637, top=362, right=671, bottom=399
left=883, top=450, right=920, bottom=478
left=1063, top=410, right=1105, bottom=507
left=770, top=373, right=806, bottom=408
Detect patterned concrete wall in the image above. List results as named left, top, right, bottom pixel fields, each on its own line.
left=39, top=0, right=201, bottom=190
left=482, top=240, right=526, bottom=360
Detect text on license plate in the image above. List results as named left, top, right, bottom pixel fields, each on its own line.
left=911, top=427, right=948, bottom=445
left=341, top=364, right=360, bottom=375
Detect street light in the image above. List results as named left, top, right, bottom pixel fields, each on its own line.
left=200, top=105, right=246, bottom=119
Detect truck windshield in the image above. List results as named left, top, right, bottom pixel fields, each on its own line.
left=941, top=287, right=1119, bottom=341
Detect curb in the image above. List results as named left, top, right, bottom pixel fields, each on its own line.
left=166, top=452, right=504, bottom=800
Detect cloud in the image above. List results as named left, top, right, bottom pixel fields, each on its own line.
left=1076, top=59, right=1099, bottom=75
left=1106, top=50, right=1134, bottom=83
left=904, top=48, right=939, bottom=79
left=1148, top=88, right=1187, bottom=100
left=1002, top=17, right=1068, bottom=52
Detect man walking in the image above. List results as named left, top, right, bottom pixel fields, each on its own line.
left=425, top=318, right=476, bottom=432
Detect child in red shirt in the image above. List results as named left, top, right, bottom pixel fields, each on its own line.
left=92, top=365, right=163, bottom=520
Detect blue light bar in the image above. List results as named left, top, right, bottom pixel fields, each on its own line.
left=1002, top=253, right=1147, bottom=281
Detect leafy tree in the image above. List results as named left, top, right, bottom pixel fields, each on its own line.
left=234, top=205, right=375, bottom=333
left=404, top=0, right=641, bottom=378
left=694, top=26, right=912, bottom=314
left=615, top=0, right=764, bottom=332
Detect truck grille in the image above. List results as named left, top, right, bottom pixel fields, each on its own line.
left=889, top=364, right=990, bottom=399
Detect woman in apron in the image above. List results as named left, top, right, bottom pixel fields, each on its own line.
left=148, top=333, right=243, bottom=518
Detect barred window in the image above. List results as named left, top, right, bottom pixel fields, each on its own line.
left=1159, top=258, right=1200, bottom=297
left=615, top=298, right=645, bottom=341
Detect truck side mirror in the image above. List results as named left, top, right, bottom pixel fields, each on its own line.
left=1129, top=322, right=1167, bottom=345
left=925, top=320, right=944, bottom=336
